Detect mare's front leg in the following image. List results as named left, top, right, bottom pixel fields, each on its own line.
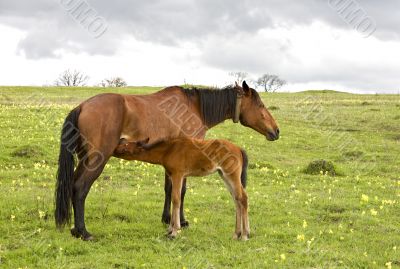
left=161, top=173, right=172, bottom=224
left=162, top=174, right=189, bottom=227
left=179, top=178, right=189, bottom=227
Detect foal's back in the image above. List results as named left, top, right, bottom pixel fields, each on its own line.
left=164, top=138, right=243, bottom=177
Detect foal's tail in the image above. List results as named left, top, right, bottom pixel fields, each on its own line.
left=240, top=149, right=248, bottom=188
left=55, top=107, right=81, bottom=228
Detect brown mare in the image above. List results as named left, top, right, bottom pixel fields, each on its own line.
left=114, top=137, right=250, bottom=240
left=55, top=81, right=279, bottom=240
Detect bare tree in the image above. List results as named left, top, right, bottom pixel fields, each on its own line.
left=55, top=69, right=89, bottom=86
left=229, top=71, right=248, bottom=84
left=100, top=77, right=127, bottom=87
left=256, top=74, right=286, bottom=92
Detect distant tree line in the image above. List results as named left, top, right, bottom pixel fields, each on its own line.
left=54, top=69, right=89, bottom=87
left=54, top=69, right=127, bottom=87
left=53, top=69, right=285, bottom=91
left=229, top=71, right=286, bottom=92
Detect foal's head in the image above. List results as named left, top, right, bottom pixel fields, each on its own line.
left=115, top=138, right=150, bottom=155
left=235, top=81, right=280, bottom=141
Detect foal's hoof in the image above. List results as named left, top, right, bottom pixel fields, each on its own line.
left=232, top=232, right=241, bottom=240
left=167, top=230, right=177, bottom=239
left=180, top=220, right=189, bottom=228
left=70, top=228, right=94, bottom=241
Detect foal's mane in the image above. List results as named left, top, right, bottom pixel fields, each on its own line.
left=180, top=86, right=237, bottom=126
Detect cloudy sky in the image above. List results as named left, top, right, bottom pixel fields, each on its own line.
left=0, top=0, right=399, bottom=93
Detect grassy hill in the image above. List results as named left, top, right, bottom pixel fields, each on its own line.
left=0, top=86, right=399, bottom=268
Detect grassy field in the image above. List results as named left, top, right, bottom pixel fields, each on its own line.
left=0, top=86, right=399, bottom=268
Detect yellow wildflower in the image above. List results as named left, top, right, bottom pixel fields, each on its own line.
left=297, top=234, right=305, bottom=241
left=370, top=209, right=378, bottom=216
left=361, top=194, right=369, bottom=202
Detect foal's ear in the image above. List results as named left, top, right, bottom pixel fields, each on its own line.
left=136, top=137, right=150, bottom=147
left=242, top=80, right=250, bottom=95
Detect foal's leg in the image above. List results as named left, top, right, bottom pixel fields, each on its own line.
left=168, top=175, right=183, bottom=238
left=162, top=174, right=189, bottom=227
left=233, top=198, right=242, bottom=240
left=222, top=171, right=248, bottom=240
left=239, top=186, right=250, bottom=240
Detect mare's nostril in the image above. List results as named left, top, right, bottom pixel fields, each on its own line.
left=267, top=131, right=276, bottom=139
left=276, top=128, right=280, bottom=135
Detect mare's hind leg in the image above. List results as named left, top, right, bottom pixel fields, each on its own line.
left=71, top=150, right=111, bottom=240
left=162, top=174, right=189, bottom=227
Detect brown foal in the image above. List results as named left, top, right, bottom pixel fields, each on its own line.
left=114, top=137, right=250, bottom=240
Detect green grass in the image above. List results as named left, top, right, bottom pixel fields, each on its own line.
left=0, top=86, right=399, bottom=268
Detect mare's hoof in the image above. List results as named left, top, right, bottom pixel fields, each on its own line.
left=161, top=214, right=171, bottom=225
left=180, top=220, right=189, bottom=228
left=82, top=234, right=94, bottom=241
left=70, top=228, right=94, bottom=241
left=70, top=227, right=80, bottom=238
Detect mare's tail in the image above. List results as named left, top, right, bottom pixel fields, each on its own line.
left=55, top=107, right=81, bottom=228
left=240, top=149, right=248, bottom=188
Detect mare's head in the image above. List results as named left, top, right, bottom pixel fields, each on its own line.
left=235, top=81, right=280, bottom=141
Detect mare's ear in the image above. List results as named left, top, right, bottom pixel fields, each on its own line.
left=234, top=81, right=244, bottom=96
left=242, top=80, right=250, bottom=95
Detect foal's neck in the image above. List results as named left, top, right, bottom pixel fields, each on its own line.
left=133, top=141, right=170, bottom=165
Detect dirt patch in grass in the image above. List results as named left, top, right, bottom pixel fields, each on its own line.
left=342, top=150, right=364, bottom=160
left=11, top=145, right=44, bottom=158
left=361, top=101, right=372, bottom=106
left=392, top=134, right=400, bottom=141
left=303, top=159, right=338, bottom=176
left=340, top=128, right=360, bottom=132
left=112, top=213, right=131, bottom=223
left=268, top=106, right=280, bottom=111
left=248, top=162, right=275, bottom=170
left=324, top=204, right=346, bottom=214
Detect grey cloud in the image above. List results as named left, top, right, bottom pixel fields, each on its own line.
left=2, top=0, right=399, bottom=59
